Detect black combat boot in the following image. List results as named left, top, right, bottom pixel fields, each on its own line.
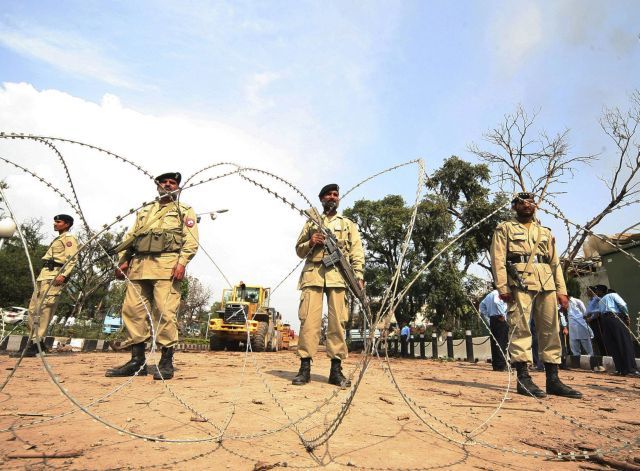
left=105, top=343, right=147, bottom=377
left=292, top=358, right=311, bottom=385
left=328, top=358, right=351, bottom=388
left=514, top=362, right=546, bottom=398
left=545, top=363, right=582, bottom=399
left=9, top=341, right=40, bottom=358
left=153, top=347, right=175, bottom=380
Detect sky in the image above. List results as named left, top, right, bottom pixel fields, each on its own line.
left=0, top=0, right=639, bottom=330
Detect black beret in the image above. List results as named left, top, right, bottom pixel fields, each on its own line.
left=319, top=183, right=339, bottom=198
left=155, top=172, right=182, bottom=185
left=511, top=192, right=535, bottom=205
left=594, top=284, right=609, bottom=292
left=54, top=214, right=74, bottom=226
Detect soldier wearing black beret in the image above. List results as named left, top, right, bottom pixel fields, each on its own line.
left=11, top=214, right=78, bottom=357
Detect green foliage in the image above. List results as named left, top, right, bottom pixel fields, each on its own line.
left=345, top=156, right=509, bottom=332
left=566, top=277, right=582, bottom=299
left=0, top=219, right=47, bottom=307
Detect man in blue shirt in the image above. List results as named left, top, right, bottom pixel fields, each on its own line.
left=400, top=324, right=410, bottom=357
left=567, top=296, right=593, bottom=356
left=479, top=287, right=508, bottom=371
left=594, top=285, right=639, bottom=376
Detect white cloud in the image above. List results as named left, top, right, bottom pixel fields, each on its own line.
left=0, top=82, right=306, bottom=329
left=245, top=71, right=281, bottom=115
left=487, top=1, right=543, bottom=76
left=0, top=23, right=140, bottom=89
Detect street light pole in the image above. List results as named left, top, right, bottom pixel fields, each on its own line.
left=196, top=209, right=229, bottom=223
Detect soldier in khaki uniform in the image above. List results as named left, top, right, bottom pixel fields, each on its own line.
left=11, top=214, right=78, bottom=357
left=292, top=184, right=365, bottom=387
left=106, top=172, right=198, bottom=380
left=490, top=192, right=581, bottom=398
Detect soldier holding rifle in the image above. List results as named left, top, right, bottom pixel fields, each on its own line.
left=292, top=184, right=365, bottom=387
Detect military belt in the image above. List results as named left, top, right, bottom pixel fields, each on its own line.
left=133, top=250, right=181, bottom=256
left=507, top=254, right=550, bottom=264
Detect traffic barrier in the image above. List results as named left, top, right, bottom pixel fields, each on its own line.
left=446, top=332, right=454, bottom=358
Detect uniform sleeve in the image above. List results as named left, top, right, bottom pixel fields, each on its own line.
left=479, top=297, right=488, bottom=316
left=559, top=311, right=567, bottom=328
left=178, top=206, right=199, bottom=266
left=548, top=232, right=567, bottom=296
left=348, top=221, right=365, bottom=280
left=614, top=294, right=629, bottom=316
left=295, top=221, right=313, bottom=259
left=490, top=225, right=509, bottom=296
left=60, top=235, right=79, bottom=277
left=494, top=293, right=507, bottom=316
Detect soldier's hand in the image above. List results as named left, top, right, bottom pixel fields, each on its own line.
left=557, top=294, right=569, bottom=310
left=499, top=292, right=513, bottom=304
left=172, top=263, right=186, bottom=281
left=53, top=275, right=66, bottom=286
left=358, top=279, right=365, bottom=291
left=115, top=262, right=129, bottom=280
left=562, top=327, right=568, bottom=336
left=310, top=232, right=325, bottom=247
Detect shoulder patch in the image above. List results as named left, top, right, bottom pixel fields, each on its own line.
left=184, top=216, right=195, bottom=228
left=66, top=241, right=73, bottom=247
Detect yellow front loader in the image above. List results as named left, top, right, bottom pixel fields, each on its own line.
left=208, top=283, right=284, bottom=352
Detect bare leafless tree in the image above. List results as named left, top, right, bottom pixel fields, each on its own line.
left=468, top=105, right=596, bottom=202
left=565, top=91, right=640, bottom=265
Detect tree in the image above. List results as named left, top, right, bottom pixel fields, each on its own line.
left=425, top=156, right=510, bottom=271
left=345, top=156, right=506, bottom=331
left=468, top=105, right=595, bottom=202
left=565, top=91, right=640, bottom=265
left=467, top=95, right=640, bottom=266
left=0, top=219, right=47, bottom=307
left=60, top=227, right=126, bottom=320
left=178, top=275, right=212, bottom=332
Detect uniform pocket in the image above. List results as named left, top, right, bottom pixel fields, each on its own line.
left=300, top=263, right=318, bottom=286
left=298, top=291, right=310, bottom=321
left=509, top=233, right=527, bottom=252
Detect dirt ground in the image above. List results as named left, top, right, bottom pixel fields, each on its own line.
left=0, top=349, right=638, bottom=470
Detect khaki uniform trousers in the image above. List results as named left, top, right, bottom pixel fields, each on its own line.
left=122, top=279, right=180, bottom=347
left=508, top=289, right=561, bottom=364
left=27, top=280, right=63, bottom=340
left=298, top=286, right=348, bottom=360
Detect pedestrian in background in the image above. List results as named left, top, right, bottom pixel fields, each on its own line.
left=479, top=287, right=508, bottom=371
left=595, top=286, right=639, bottom=377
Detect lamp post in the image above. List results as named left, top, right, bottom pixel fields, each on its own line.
left=0, top=217, right=17, bottom=250
left=196, top=209, right=229, bottom=223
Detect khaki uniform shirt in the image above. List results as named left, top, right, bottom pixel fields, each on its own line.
left=119, top=201, right=199, bottom=280
left=490, top=219, right=566, bottom=296
left=37, top=232, right=78, bottom=281
left=296, top=213, right=364, bottom=289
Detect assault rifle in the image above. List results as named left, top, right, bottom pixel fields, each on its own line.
left=306, top=207, right=367, bottom=307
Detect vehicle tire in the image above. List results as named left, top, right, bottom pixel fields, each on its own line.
left=251, top=321, right=269, bottom=352
left=209, top=334, right=225, bottom=351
